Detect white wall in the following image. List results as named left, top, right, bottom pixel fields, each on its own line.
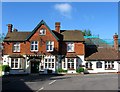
left=2, top=55, right=9, bottom=65
left=86, top=61, right=119, bottom=73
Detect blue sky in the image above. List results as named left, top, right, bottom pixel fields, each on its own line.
left=2, top=2, right=118, bottom=39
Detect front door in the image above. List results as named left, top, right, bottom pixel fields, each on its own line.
left=31, top=62, right=39, bottom=73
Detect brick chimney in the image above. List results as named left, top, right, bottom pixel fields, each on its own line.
left=55, top=22, right=60, bottom=33
left=113, top=33, right=118, bottom=51
left=7, top=24, right=13, bottom=33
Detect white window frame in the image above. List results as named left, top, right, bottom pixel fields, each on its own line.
left=11, top=58, right=24, bottom=69
left=39, top=28, right=46, bottom=35
left=46, top=41, right=54, bottom=52
left=63, top=59, right=66, bottom=68
left=30, top=41, right=38, bottom=52
left=86, top=62, right=92, bottom=69
left=67, top=58, right=74, bottom=69
left=105, top=61, right=114, bottom=69
left=67, top=42, right=74, bottom=52
left=96, top=61, right=102, bottom=68
left=13, top=42, right=20, bottom=52
left=44, top=58, right=55, bottom=69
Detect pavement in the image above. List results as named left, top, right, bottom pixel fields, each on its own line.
left=1, top=73, right=120, bottom=91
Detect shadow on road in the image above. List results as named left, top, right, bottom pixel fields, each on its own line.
left=2, top=74, right=65, bottom=92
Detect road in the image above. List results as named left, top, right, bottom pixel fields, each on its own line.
left=2, top=73, right=120, bottom=91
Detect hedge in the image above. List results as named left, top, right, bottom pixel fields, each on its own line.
left=56, top=68, right=68, bottom=73
left=2, top=65, right=10, bottom=72
left=76, top=67, right=84, bottom=73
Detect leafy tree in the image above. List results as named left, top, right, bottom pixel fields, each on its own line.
left=82, top=29, right=92, bottom=36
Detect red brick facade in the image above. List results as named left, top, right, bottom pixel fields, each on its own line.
left=3, top=20, right=85, bottom=57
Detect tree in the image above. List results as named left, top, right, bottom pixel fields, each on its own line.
left=0, top=33, right=5, bottom=42
left=82, top=29, right=92, bottom=36
left=87, top=30, right=92, bottom=36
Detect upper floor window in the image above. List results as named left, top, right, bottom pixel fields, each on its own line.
left=39, top=28, right=46, bottom=35
left=46, top=41, right=54, bottom=52
left=31, top=41, right=38, bottom=51
left=96, top=61, right=102, bottom=68
left=67, top=42, right=74, bottom=52
left=13, top=42, right=20, bottom=52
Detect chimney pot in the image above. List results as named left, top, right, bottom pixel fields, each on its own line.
left=7, top=24, right=13, bottom=33
left=55, top=22, right=60, bottom=33
left=13, top=28, right=18, bottom=32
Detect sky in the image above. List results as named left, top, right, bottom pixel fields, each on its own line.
left=2, top=2, right=118, bottom=39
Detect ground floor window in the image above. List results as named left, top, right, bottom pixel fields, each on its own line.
left=11, top=58, right=24, bottom=69
left=85, top=62, right=92, bottom=69
left=62, top=59, right=66, bottom=68
left=105, top=61, right=114, bottom=69
left=67, top=58, right=74, bottom=70
left=96, top=61, right=102, bottom=68
left=44, top=58, right=55, bottom=69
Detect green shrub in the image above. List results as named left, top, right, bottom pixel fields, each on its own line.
left=56, top=68, right=68, bottom=73
left=76, top=67, right=84, bottom=73
left=2, top=65, right=10, bottom=72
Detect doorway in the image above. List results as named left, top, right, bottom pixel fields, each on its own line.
left=31, top=62, right=40, bottom=73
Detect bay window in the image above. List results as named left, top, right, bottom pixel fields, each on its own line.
left=68, top=58, right=74, bottom=69
left=44, top=58, right=55, bottom=69
left=11, top=58, right=24, bottom=69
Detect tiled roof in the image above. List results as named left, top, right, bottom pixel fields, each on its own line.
left=4, top=30, right=85, bottom=42
left=61, top=30, right=85, bottom=41
left=4, top=32, right=31, bottom=41
left=85, top=47, right=120, bottom=61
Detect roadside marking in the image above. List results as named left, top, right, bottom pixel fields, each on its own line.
left=36, top=87, right=44, bottom=92
left=49, top=80, right=56, bottom=85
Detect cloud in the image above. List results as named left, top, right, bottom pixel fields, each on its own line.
left=54, top=3, right=72, bottom=18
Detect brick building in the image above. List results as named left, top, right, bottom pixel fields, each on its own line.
left=2, top=20, right=85, bottom=74
left=2, top=20, right=120, bottom=74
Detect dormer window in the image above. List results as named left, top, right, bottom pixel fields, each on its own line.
left=39, top=28, right=46, bottom=35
